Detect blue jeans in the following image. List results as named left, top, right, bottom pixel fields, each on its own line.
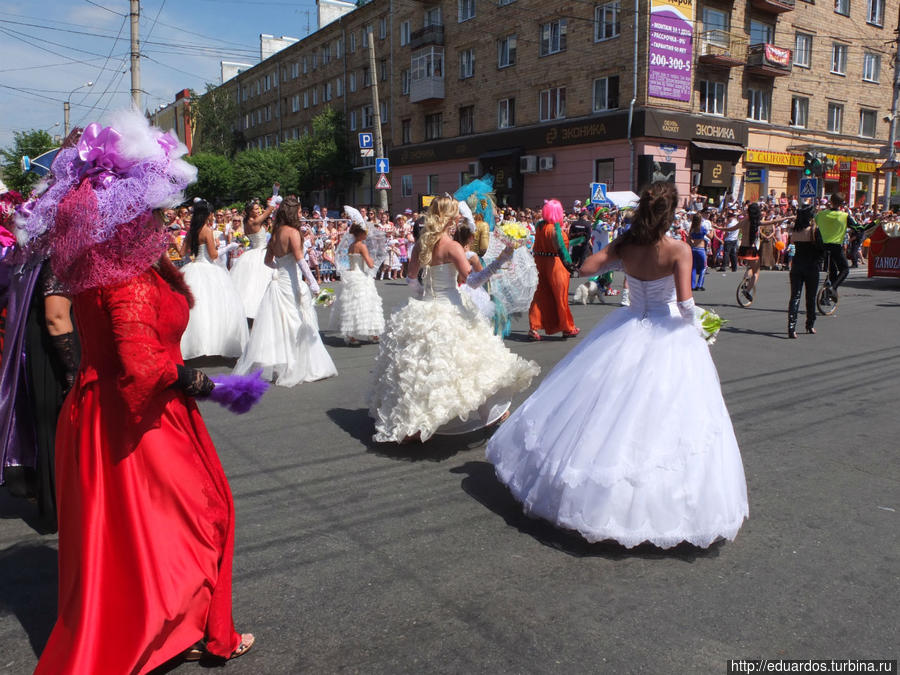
left=691, top=247, right=707, bottom=289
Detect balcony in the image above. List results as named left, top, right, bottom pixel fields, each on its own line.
left=745, top=43, right=793, bottom=76
left=409, top=24, right=444, bottom=49
left=409, top=76, right=445, bottom=103
left=749, top=0, right=795, bottom=13
left=409, top=46, right=444, bottom=102
left=697, top=31, right=748, bottom=68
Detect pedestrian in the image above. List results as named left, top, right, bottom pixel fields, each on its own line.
left=787, top=203, right=822, bottom=338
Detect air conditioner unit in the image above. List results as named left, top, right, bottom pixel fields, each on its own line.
left=539, top=155, right=555, bottom=171
left=520, top=155, right=537, bottom=173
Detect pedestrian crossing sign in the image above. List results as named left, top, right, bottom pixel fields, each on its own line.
left=375, top=174, right=391, bottom=190
left=799, top=177, right=818, bottom=198
left=589, top=182, right=609, bottom=205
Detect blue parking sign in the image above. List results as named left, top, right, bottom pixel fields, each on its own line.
left=358, top=132, right=374, bottom=149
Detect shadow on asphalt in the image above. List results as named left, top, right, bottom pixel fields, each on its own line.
left=0, top=487, right=55, bottom=535
left=721, top=325, right=791, bottom=339
left=0, top=542, right=57, bottom=657
left=183, top=355, right=238, bottom=369
left=326, top=407, right=493, bottom=462
left=451, top=460, right=724, bottom=561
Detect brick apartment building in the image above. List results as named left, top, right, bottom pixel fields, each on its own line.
left=214, top=0, right=898, bottom=210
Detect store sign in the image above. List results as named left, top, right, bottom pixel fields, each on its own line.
left=644, top=110, right=748, bottom=145
left=701, top=159, right=732, bottom=187
left=745, top=148, right=878, bottom=174
left=744, top=168, right=764, bottom=183
left=839, top=160, right=857, bottom=208
left=647, top=0, right=694, bottom=102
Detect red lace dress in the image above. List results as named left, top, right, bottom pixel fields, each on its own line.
left=36, top=268, right=241, bottom=675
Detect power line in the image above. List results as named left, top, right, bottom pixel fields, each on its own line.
left=83, top=0, right=126, bottom=17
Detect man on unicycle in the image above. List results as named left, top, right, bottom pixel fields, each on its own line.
left=814, top=193, right=855, bottom=301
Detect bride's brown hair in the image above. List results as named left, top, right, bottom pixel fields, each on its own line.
left=418, top=196, right=459, bottom=267
left=612, top=182, right=678, bottom=254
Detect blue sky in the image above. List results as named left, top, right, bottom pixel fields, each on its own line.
left=0, top=0, right=320, bottom=148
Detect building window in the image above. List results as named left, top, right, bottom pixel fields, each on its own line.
left=794, top=33, right=812, bottom=67
left=242, top=86, right=248, bottom=101
left=424, top=6, right=442, bottom=26
left=322, top=44, right=330, bottom=65
left=362, top=104, right=374, bottom=128
left=539, top=87, right=566, bottom=121
left=336, top=37, right=344, bottom=58
left=402, top=118, right=412, bottom=144
left=350, top=110, right=357, bottom=131
left=749, top=20, right=774, bottom=45
left=427, top=174, right=439, bottom=193
left=302, top=56, right=308, bottom=74
left=291, top=94, right=300, bottom=112
left=867, top=0, right=884, bottom=24
left=325, top=81, right=333, bottom=101
left=381, top=101, right=388, bottom=124
left=264, top=74, right=271, bottom=91
left=593, top=76, right=620, bottom=112
left=594, top=2, right=621, bottom=41
left=362, top=25, right=372, bottom=47
left=459, top=0, right=476, bottom=22
left=379, top=17, right=387, bottom=39
left=411, top=47, right=444, bottom=82
left=859, top=108, right=877, bottom=137
left=498, top=35, right=517, bottom=68
left=863, top=52, right=881, bottom=82
left=499, top=0, right=516, bottom=5
left=699, top=80, right=725, bottom=116
left=349, top=72, right=357, bottom=92
left=835, top=0, right=850, bottom=14
left=459, top=48, right=475, bottom=79
left=312, top=53, right=318, bottom=70
left=425, top=113, right=442, bottom=140
left=265, top=104, right=271, bottom=122
left=349, top=32, right=357, bottom=53
left=402, top=174, right=413, bottom=197
left=381, top=58, right=388, bottom=81
left=790, top=96, right=809, bottom=127
left=243, top=113, right=250, bottom=129
left=540, top=19, right=567, bottom=56
left=303, top=91, right=309, bottom=109
left=595, top=158, right=614, bottom=186
left=401, top=68, right=411, bottom=95
left=291, top=62, right=299, bottom=78
left=336, top=77, right=343, bottom=97
left=400, top=20, right=410, bottom=46
left=831, top=43, right=847, bottom=74
left=827, top=102, right=843, bottom=133
left=312, top=88, right=318, bottom=105
left=459, top=105, right=475, bottom=134
left=363, top=67, right=372, bottom=87
left=498, top=97, right=515, bottom=128
left=747, top=88, right=771, bottom=121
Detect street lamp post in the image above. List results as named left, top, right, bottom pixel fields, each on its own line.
left=64, top=81, right=93, bottom=137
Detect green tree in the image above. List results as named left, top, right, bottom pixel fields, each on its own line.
left=191, top=83, right=239, bottom=157
left=231, top=148, right=298, bottom=202
left=185, top=152, right=235, bottom=203
left=283, top=107, right=358, bottom=204
left=0, top=129, right=56, bottom=195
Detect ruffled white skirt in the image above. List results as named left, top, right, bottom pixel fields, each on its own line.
left=180, top=260, right=249, bottom=359
left=234, top=270, right=337, bottom=387
left=458, top=284, right=495, bottom=322
left=486, top=305, right=748, bottom=549
left=230, top=247, right=275, bottom=319
left=330, top=269, right=385, bottom=341
left=368, top=297, right=539, bottom=443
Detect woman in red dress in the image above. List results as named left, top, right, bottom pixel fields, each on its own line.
left=528, top=199, right=578, bottom=340
left=24, top=111, right=253, bottom=674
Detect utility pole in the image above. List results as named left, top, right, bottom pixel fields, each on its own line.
left=368, top=35, right=388, bottom=211
left=130, top=0, right=141, bottom=111
left=883, top=12, right=900, bottom=210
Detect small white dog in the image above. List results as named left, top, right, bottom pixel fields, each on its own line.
left=573, top=280, right=602, bottom=305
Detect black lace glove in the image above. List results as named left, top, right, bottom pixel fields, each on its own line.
left=175, top=364, right=215, bottom=397
left=50, top=332, right=80, bottom=395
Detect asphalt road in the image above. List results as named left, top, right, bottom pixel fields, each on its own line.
left=1, top=266, right=898, bottom=674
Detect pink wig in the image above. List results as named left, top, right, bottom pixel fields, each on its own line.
left=542, top=199, right=564, bottom=224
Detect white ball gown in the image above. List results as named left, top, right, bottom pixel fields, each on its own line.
left=331, top=253, right=385, bottom=342
left=486, top=274, right=748, bottom=549
left=234, top=253, right=337, bottom=387
left=369, top=263, right=539, bottom=443
left=230, top=230, right=274, bottom=319
left=180, top=245, right=249, bottom=359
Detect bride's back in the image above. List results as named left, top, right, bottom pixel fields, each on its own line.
left=619, top=236, right=686, bottom=282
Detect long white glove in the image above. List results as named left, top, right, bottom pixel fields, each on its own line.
left=466, top=248, right=513, bottom=289
left=677, top=297, right=695, bottom=322
left=297, top=256, right=320, bottom=295
left=406, top=275, right=423, bottom=297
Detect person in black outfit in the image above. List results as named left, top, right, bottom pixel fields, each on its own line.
left=787, top=204, right=823, bottom=338
left=568, top=210, right=593, bottom=271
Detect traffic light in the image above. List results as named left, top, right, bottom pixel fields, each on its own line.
left=804, top=151, right=815, bottom=176
left=822, top=156, right=836, bottom=173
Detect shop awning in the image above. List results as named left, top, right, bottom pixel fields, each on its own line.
left=479, top=147, right=524, bottom=160
left=606, top=191, right=640, bottom=208
left=691, top=141, right=745, bottom=154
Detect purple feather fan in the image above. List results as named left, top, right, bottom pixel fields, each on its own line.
left=206, top=370, right=269, bottom=414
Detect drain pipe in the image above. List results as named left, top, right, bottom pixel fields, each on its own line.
left=627, top=0, right=639, bottom=192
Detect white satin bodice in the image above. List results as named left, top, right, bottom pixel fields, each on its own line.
left=422, top=263, right=463, bottom=306
left=348, top=253, right=369, bottom=273
left=274, top=253, right=311, bottom=303
left=196, top=246, right=214, bottom=264
left=248, top=230, right=268, bottom=249
left=625, top=274, right=678, bottom=317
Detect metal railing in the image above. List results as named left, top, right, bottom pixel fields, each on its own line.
left=409, top=24, right=444, bottom=49
left=697, top=30, right=749, bottom=60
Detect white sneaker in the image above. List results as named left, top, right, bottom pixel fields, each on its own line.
left=620, top=289, right=630, bottom=306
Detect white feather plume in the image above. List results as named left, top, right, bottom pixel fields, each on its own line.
left=343, top=205, right=366, bottom=229
left=458, top=200, right=475, bottom=229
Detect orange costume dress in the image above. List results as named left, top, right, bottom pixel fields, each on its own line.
left=529, top=221, right=576, bottom=336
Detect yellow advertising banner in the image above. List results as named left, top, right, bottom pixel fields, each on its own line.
left=745, top=149, right=877, bottom=173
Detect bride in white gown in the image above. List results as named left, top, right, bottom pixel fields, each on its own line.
left=230, top=200, right=276, bottom=318
left=368, top=196, right=538, bottom=444
left=486, top=182, right=748, bottom=549
left=180, top=200, right=249, bottom=359
left=234, top=196, right=337, bottom=387
left=330, top=218, right=385, bottom=343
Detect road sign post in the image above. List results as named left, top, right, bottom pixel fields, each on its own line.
left=375, top=158, right=390, bottom=174
left=358, top=132, right=374, bottom=149
left=799, top=177, right=818, bottom=201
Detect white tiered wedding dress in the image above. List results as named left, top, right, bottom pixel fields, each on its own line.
left=180, top=245, right=249, bottom=359
left=368, top=263, right=539, bottom=443
left=234, top=253, right=337, bottom=387
left=230, top=229, right=274, bottom=319
left=331, top=253, right=385, bottom=342
left=487, top=274, right=748, bottom=549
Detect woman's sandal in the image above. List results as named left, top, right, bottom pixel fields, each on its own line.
left=562, top=327, right=581, bottom=338
left=229, top=633, right=255, bottom=660
left=182, top=641, right=206, bottom=662
left=528, top=330, right=542, bottom=342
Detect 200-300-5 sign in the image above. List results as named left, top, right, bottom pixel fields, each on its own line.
left=650, top=54, right=691, bottom=71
